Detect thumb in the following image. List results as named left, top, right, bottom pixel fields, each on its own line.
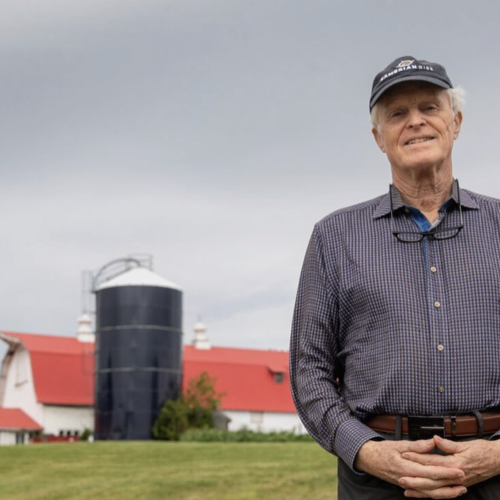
left=406, top=438, right=435, bottom=453
left=434, top=435, right=464, bottom=454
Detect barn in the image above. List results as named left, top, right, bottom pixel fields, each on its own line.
left=184, top=344, right=299, bottom=433
left=0, top=408, right=42, bottom=445
left=0, top=321, right=303, bottom=442
left=0, top=329, right=95, bottom=438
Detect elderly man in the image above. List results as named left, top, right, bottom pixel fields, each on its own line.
left=290, top=56, right=500, bottom=499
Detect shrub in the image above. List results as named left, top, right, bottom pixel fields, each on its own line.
left=180, top=428, right=314, bottom=443
left=153, top=372, right=224, bottom=441
left=80, top=428, right=92, bottom=442
left=183, top=372, right=220, bottom=430
left=153, top=399, right=190, bottom=441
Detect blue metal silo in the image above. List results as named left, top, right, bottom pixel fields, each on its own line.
left=93, top=259, right=182, bottom=440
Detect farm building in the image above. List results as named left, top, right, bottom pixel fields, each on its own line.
left=0, top=408, right=42, bottom=445
left=0, top=327, right=95, bottom=439
left=0, top=320, right=303, bottom=442
left=185, top=322, right=301, bottom=433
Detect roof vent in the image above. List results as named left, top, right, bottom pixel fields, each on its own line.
left=193, top=321, right=210, bottom=350
left=77, top=314, right=95, bottom=343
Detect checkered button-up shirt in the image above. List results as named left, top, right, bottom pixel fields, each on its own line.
left=289, top=186, right=500, bottom=471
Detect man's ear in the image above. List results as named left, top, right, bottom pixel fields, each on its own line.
left=453, top=111, right=463, bottom=140
left=372, top=127, right=386, bottom=153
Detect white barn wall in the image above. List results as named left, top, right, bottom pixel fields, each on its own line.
left=224, top=410, right=306, bottom=434
left=0, top=431, right=16, bottom=445
left=43, top=405, right=94, bottom=436
left=0, top=431, right=30, bottom=445
left=2, top=347, right=42, bottom=425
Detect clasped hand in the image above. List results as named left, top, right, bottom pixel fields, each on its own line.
left=355, top=435, right=500, bottom=499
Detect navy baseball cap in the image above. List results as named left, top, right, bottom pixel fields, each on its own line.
left=370, top=56, right=453, bottom=111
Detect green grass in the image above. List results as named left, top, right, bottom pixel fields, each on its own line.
left=0, top=441, right=337, bottom=500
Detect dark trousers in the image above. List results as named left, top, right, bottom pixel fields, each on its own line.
left=338, top=457, right=500, bottom=499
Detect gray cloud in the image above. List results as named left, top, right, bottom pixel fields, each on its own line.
left=1, top=0, right=500, bottom=350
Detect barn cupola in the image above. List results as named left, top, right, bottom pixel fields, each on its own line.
left=76, top=313, right=95, bottom=343
left=193, top=321, right=210, bottom=350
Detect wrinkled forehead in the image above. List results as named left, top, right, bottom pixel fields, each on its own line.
left=377, top=81, right=448, bottom=107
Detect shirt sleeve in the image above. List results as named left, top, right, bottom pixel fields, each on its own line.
left=289, top=223, right=382, bottom=471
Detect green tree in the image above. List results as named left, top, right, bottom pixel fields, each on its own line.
left=153, top=372, right=223, bottom=441
left=153, top=399, right=189, bottom=441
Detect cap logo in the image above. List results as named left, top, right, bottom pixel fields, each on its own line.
left=379, top=62, right=434, bottom=83
left=397, top=59, right=414, bottom=68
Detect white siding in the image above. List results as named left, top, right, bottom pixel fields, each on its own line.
left=0, top=431, right=29, bottom=445
left=224, top=410, right=307, bottom=434
left=42, top=405, right=94, bottom=436
left=2, top=347, right=42, bottom=425
left=0, top=431, right=16, bottom=445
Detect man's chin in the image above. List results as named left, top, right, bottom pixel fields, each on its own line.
left=393, top=157, right=447, bottom=173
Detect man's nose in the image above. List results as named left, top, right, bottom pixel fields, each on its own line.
left=406, top=109, right=426, bottom=128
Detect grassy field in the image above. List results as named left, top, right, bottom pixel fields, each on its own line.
left=0, top=441, right=337, bottom=500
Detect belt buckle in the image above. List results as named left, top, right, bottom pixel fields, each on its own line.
left=408, top=416, right=445, bottom=439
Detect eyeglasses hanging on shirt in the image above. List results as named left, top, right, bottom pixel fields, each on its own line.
left=390, top=179, right=464, bottom=243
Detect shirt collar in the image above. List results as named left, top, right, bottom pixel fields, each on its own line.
left=373, top=180, right=479, bottom=220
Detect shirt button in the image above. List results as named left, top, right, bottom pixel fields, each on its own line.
left=438, top=385, right=445, bottom=393
left=437, top=344, right=444, bottom=351
left=430, top=266, right=437, bottom=273
left=434, top=301, right=441, bottom=308
left=404, top=208, right=410, bottom=214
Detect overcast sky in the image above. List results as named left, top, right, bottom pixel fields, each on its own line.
left=1, top=0, right=500, bottom=351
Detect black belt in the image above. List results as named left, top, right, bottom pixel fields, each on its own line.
left=366, top=412, right=500, bottom=439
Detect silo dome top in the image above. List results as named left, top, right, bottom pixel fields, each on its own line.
left=95, top=267, right=181, bottom=291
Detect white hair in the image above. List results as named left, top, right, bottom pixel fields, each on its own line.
left=448, top=86, right=466, bottom=114
left=370, top=85, right=467, bottom=130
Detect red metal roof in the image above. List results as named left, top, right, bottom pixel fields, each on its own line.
left=183, top=346, right=294, bottom=412
left=0, top=408, right=42, bottom=430
left=0, top=332, right=295, bottom=413
left=0, top=332, right=95, bottom=406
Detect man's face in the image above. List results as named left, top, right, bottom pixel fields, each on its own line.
left=372, top=82, right=462, bottom=176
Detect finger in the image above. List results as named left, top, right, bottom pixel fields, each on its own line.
left=400, top=475, right=464, bottom=490
left=400, top=462, right=465, bottom=482
left=404, top=486, right=468, bottom=499
left=401, top=451, right=460, bottom=469
left=433, top=435, right=466, bottom=454
left=404, top=438, right=436, bottom=453
left=404, top=490, right=430, bottom=498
